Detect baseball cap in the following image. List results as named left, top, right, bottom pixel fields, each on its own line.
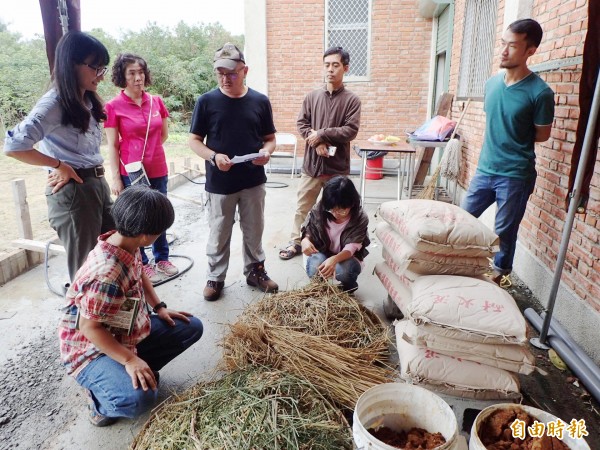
left=213, top=43, right=245, bottom=70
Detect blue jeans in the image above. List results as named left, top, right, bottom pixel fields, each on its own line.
left=461, top=173, right=535, bottom=275
left=122, top=175, right=170, bottom=265
left=305, top=252, right=362, bottom=291
left=76, top=315, right=203, bottom=419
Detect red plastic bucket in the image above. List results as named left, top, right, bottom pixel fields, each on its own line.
left=365, top=157, right=384, bottom=180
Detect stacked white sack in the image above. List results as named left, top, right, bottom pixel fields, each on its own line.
left=374, top=199, right=535, bottom=399
left=377, top=199, right=499, bottom=259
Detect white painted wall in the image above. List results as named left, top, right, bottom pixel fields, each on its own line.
left=503, top=0, right=534, bottom=28
left=244, top=0, right=268, bottom=95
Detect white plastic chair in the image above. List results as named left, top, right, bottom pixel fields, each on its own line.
left=269, top=132, right=298, bottom=178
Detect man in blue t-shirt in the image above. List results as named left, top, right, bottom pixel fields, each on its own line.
left=189, top=43, right=279, bottom=301
left=462, top=19, right=555, bottom=286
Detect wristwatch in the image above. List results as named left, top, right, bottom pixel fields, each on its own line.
left=152, top=301, right=167, bottom=313
left=209, top=152, right=217, bottom=166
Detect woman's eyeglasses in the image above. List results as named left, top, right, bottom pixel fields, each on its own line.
left=327, top=207, right=351, bottom=217
left=84, top=63, right=109, bottom=77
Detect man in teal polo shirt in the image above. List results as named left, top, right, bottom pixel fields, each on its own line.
left=462, top=19, right=555, bottom=286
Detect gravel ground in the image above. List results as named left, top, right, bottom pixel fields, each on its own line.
left=0, top=328, right=79, bottom=450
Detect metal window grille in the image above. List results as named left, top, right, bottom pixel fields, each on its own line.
left=457, top=0, right=498, bottom=99
left=326, top=0, right=371, bottom=80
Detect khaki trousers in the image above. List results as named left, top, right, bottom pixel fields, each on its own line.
left=206, top=184, right=266, bottom=281
left=290, top=174, right=334, bottom=244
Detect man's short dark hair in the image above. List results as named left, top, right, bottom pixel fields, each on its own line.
left=323, top=46, right=350, bottom=66
left=111, top=186, right=175, bottom=237
left=508, top=19, right=543, bottom=48
left=111, top=53, right=152, bottom=88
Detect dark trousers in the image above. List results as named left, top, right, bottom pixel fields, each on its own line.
left=46, top=177, right=114, bottom=281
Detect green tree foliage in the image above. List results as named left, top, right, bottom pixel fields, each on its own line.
left=0, top=19, right=243, bottom=131
left=0, top=24, right=50, bottom=131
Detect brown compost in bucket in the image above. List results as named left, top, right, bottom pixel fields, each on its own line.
left=469, top=404, right=590, bottom=450
left=353, top=383, right=458, bottom=450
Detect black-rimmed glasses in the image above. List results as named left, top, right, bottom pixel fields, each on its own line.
left=84, top=63, right=109, bottom=77
left=214, top=68, right=245, bottom=80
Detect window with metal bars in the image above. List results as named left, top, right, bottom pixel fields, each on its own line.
left=457, top=0, right=499, bottom=99
left=326, top=0, right=371, bottom=80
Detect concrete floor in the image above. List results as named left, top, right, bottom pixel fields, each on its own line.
left=0, top=172, right=597, bottom=449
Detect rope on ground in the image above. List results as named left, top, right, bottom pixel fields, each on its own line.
left=265, top=181, right=289, bottom=188
left=149, top=254, right=194, bottom=287
left=174, top=172, right=205, bottom=185
left=45, top=241, right=66, bottom=297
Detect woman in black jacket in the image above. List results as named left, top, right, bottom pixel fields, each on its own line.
left=301, top=176, right=370, bottom=292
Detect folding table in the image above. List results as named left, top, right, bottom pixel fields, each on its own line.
left=353, top=140, right=417, bottom=205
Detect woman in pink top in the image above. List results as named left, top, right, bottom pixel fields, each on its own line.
left=105, top=53, right=178, bottom=283
left=301, top=176, right=370, bottom=292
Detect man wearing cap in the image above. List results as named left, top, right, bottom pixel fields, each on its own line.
left=279, top=46, right=361, bottom=261
left=189, top=43, right=279, bottom=301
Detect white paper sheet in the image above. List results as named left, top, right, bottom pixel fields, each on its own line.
left=230, top=152, right=264, bottom=164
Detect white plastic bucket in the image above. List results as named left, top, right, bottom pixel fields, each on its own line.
left=469, top=403, right=591, bottom=450
left=353, top=382, right=458, bottom=450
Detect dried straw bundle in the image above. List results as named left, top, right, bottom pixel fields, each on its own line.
left=131, top=368, right=352, bottom=450
left=221, top=282, right=393, bottom=408
left=233, top=281, right=387, bottom=348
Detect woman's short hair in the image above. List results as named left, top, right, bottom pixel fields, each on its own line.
left=111, top=186, right=174, bottom=237
left=53, top=31, right=109, bottom=131
left=111, top=53, right=152, bottom=88
left=321, top=176, right=361, bottom=217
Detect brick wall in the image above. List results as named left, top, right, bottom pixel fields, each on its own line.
left=265, top=0, right=432, bottom=155
left=451, top=0, right=599, bottom=309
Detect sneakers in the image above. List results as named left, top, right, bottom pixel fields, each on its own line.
left=246, top=263, right=279, bottom=293
left=143, top=264, right=161, bottom=283
left=498, top=275, right=512, bottom=289
left=489, top=272, right=512, bottom=289
left=485, top=259, right=512, bottom=289
left=156, top=260, right=179, bottom=276
left=203, top=280, right=225, bottom=301
left=86, top=390, right=117, bottom=427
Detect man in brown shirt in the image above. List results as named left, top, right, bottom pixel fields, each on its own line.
left=279, top=46, right=361, bottom=260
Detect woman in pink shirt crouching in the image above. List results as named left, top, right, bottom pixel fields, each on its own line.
left=300, top=176, right=370, bottom=293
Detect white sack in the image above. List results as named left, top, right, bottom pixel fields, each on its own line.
left=378, top=199, right=499, bottom=257
left=395, top=320, right=521, bottom=400
left=376, top=222, right=490, bottom=276
left=408, top=275, right=527, bottom=344
left=398, top=319, right=535, bottom=375
left=374, top=262, right=413, bottom=314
